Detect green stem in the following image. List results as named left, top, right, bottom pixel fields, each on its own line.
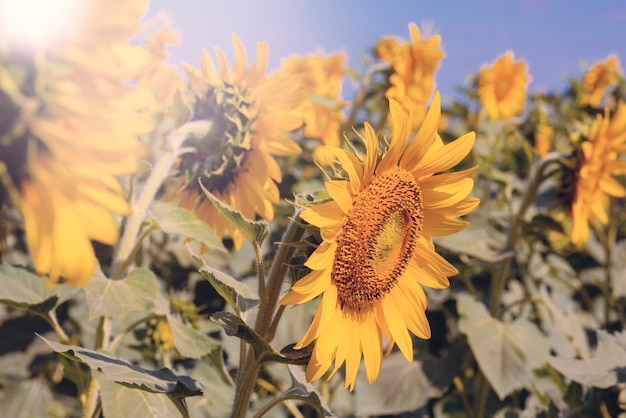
left=41, top=310, right=87, bottom=404
left=453, top=376, right=473, bottom=418
left=231, top=352, right=263, bottom=418
left=108, top=314, right=162, bottom=353
left=594, top=221, right=616, bottom=326
left=82, top=378, right=100, bottom=418
left=488, top=154, right=558, bottom=318
left=254, top=242, right=267, bottom=307
left=230, top=213, right=305, bottom=418
left=344, top=63, right=389, bottom=130
left=253, top=395, right=317, bottom=418
left=112, top=121, right=212, bottom=278
left=472, top=371, right=488, bottom=418
left=267, top=305, right=286, bottom=343
left=475, top=153, right=558, bottom=418
left=112, top=223, right=158, bottom=280
left=254, top=212, right=304, bottom=341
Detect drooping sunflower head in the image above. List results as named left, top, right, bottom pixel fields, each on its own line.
left=581, top=54, right=623, bottom=108
left=567, top=101, right=626, bottom=246
left=477, top=51, right=531, bottom=120
left=167, top=34, right=305, bottom=250
left=0, top=0, right=161, bottom=286
left=380, top=22, right=445, bottom=129
left=281, top=92, right=478, bottom=389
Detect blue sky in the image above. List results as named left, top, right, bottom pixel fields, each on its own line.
left=149, top=0, right=626, bottom=100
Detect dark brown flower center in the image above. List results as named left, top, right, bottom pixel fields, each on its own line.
left=332, top=167, right=423, bottom=310
left=179, top=83, right=256, bottom=193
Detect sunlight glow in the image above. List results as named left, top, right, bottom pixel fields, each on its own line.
left=0, top=0, right=82, bottom=48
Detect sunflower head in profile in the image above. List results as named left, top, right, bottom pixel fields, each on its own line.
left=580, top=54, right=623, bottom=108
left=378, top=22, right=445, bottom=129
left=280, top=92, right=479, bottom=390
left=282, top=51, right=347, bottom=147
left=477, top=51, right=531, bottom=121
left=165, top=34, right=305, bottom=250
left=565, top=101, right=626, bottom=246
left=0, top=0, right=161, bottom=286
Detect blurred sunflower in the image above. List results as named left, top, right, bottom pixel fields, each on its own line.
left=282, top=51, right=347, bottom=147
left=534, top=124, right=554, bottom=158
left=140, top=20, right=184, bottom=115
left=569, top=101, right=626, bottom=246
left=281, top=93, right=478, bottom=389
left=376, top=22, right=444, bottom=129
left=0, top=0, right=159, bottom=286
left=166, top=34, right=305, bottom=250
left=580, top=54, right=623, bottom=108
left=477, top=51, right=531, bottom=120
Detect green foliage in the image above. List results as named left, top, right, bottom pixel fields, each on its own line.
left=191, top=249, right=259, bottom=315
left=198, top=179, right=270, bottom=247
left=354, top=352, right=442, bottom=416
left=40, top=336, right=204, bottom=397
left=156, top=207, right=227, bottom=253
left=0, top=264, right=78, bottom=313
left=83, top=267, right=159, bottom=319
left=96, top=371, right=185, bottom=418
left=457, top=294, right=549, bottom=400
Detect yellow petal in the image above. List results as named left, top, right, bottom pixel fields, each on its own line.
left=325, top=180, right=353, bottom=214
left=411, top=132, right=475, bottom=179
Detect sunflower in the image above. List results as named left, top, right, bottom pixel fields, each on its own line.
left=280, top=92, right=478, bottom=389
left=534, top=124, right=554, bottom=158
left=282, top=51, right=347, bottom=147
left=477, top=51, right=531, bottom=120
left=581, top=54, right=623, bottom=108
left=376, top=22, right=444, bottom=129
left=0, top=0, right=162, bottom=286
left=569, top=101, right=626, bottom=246
left=166, top=34, right=305, bottom=250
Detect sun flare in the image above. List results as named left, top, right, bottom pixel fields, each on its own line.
left=1, top=0, right=82, bottom=47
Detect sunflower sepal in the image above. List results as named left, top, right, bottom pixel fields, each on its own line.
left=291, top=189, right=333, bottom=209
left=198, top=178, right=270, bottom=247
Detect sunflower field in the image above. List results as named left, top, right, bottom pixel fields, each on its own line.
left=1, top=1, right=626, bottom=418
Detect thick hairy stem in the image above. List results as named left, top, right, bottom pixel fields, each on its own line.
left=230, top=213, right=305, bottom=417
left=113, top=121, right=212, bottom=279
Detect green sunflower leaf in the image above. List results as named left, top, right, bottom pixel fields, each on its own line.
left=190, top=248, right=259, bottom=315
left=354, top=352, right=441, bottom=416
left=190, top=361, right=235, bottom=418
left=156, top=207, right=227, bottom=253
left=0, top=264, right=78, bottom=314
left=434, top=214, right=508, bottom=263
left=457, top=294, right=549, bottom=400
left=0, top=378, right=57, bottom=418
left=96, top=371, right=184, bottom=418
left=210, top=311, right=287, bottom=362
left=167, top=314, right=220, bottom=359
left=83, top=268, right=159, bottom=320
left=279, top=365, right=336, bottom=417
left=549, top=330, right=626, bottom=388
left=39, top=335, right=204, bottom=398
left=198, top=178, right=270, bottom=247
